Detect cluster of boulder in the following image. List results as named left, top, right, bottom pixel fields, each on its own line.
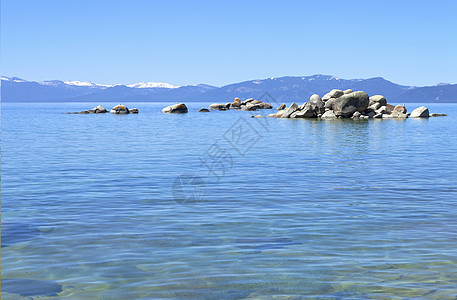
left=206, top=98, right=273, bottom=111
left=67, top=105, right=138, bottom=114
left=266, top=89, right=445, bottom=119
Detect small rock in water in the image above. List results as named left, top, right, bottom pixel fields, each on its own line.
left=209, top=103, right=228, bottom=111
left=430, top=113, right=447, bottom=117
left=110, top=104, right=130, bottom=114
left=162, top=103, right=188, bottom=113
left=250, top=114, right=262, bottom=118
left=410, top=106, right=430, bottom=118
left=277, top=104, right=286, bottom=110
left=129, top=108, right=139, bottom=114
left=199, top=108, right=210, bottom=112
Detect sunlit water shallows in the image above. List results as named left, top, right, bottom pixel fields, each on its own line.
left=2, top=102, right=457, bottom=299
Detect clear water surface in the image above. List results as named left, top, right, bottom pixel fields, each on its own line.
left=1, top=102, right=457, bottom=299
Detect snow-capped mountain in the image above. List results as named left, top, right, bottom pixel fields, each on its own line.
left=1, top=75, right=456, bottom=103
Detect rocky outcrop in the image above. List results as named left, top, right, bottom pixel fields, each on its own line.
left=209, top=97, right=273, bottom=111
left=110, top=104, right=130, bottom=114
left=67, top=105, right=108, bottom=114
left=162, top=103, right=188, bottom=113
left=343, top=89, right=353, bottom=95
left=332, top=91, right=369, bottom=118
left=410, top=106, right=429, bottom=118
left=290, top=104, right=315, bottom=118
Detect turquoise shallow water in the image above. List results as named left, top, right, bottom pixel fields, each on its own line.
left=2, top=102, right=457, bottom=299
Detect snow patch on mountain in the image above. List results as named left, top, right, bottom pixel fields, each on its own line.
left=126, top=82, right=178, bottom=89
left=64, top=80, right=114, bottom=88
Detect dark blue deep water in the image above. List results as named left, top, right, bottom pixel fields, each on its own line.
left=2, top=102, right=457, bottom=299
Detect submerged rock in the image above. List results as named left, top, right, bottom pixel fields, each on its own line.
left=110, top=104, right=130, bottom=114
left=332, top=91, right=369, bottom=118
left=411, top=106, right=430, bottom=118
left=1, top=279, right=62, bottom=297
left=266, top=110, right=286, bottom=118
left=162, top=103, right=188, bottom=113
left=430, top=113, right=447, bottom=117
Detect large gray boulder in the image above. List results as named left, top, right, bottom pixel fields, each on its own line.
left=310, top=94, right=325, bottom=114
left=332, top=91, right=369, bottom=118
left=281, top=102, right=299, bottom=118
left=343, top=89, right=353, bottom=95
left=110, top=104, right=130, bottom=114
left=410, top=106, right=430, bottom=118
left=322, top=89, right=344, bottom=101
left=290, top=105, right=315, bottom=118
left=324, top=98, right=336, bottom=110
left=162, top=103, right=188, bottom=113
left=369, top=95, right=387, bottom=107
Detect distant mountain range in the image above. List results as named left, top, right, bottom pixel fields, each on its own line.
left=2, top=75, right=456, bottom=103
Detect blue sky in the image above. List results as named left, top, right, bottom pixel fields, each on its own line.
left=1, top=0, right=456, bottom=87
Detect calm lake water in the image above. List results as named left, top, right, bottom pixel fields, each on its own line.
left=2, top=102, right=457, bottom=299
